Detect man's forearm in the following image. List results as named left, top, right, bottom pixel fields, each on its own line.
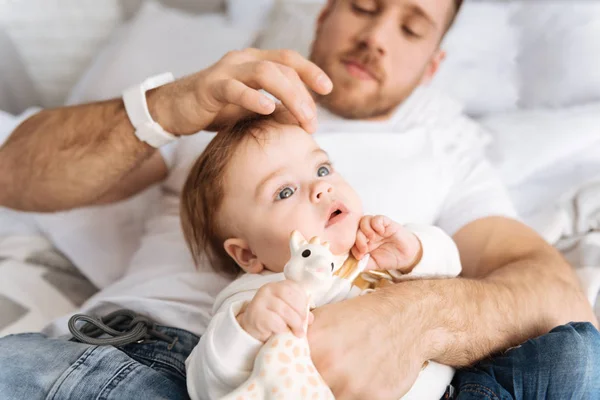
left=0, top=99, right=155, bottom=212
left=380, top=249, right=596, bottom=367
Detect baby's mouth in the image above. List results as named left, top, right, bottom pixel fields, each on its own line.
left=326, top=202, right=349, bottom=228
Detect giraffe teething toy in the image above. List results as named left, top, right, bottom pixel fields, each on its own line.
left=220, top=231, right=336, bottom=400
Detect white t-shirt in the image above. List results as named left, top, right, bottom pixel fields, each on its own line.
left=186, top=224, right=462, bottom=400
left=2, top=86, right=517, bottom=337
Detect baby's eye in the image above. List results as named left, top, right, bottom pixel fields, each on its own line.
left=317, top=165, right=331, bottom=177
left=277, top=186, right=296, bottom=200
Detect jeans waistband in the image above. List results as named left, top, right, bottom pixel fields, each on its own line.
left=119, top=324, right=200, bottom=377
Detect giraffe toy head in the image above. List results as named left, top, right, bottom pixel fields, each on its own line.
left=283, top=231, right=336, bottom=302
left=219, top=230, right=337, bottom=400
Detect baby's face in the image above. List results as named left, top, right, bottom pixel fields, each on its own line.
left=219, top=123, right=363, bottom=273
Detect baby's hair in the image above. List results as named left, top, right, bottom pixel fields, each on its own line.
left=180, top=111, right=289, bottom=277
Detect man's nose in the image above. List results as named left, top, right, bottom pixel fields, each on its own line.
left=356, top=16, right=393, bottom=56
left=311, top=181, right=334, bottom=203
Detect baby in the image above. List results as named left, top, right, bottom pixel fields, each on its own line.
left=180, top=112, right=462, bottom=400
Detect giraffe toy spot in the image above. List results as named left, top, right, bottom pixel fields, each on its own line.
left=286, top=339, right=293, bottom=347
left=308, top=376, right=318, bottom=387
left=301, top=386, right=308, bottom=398
left=271, top=339, right=279, bottom=347
left=278, top=367, right=288, bottom=376
left=278, top=352, right=291, bottom=363
left=296, top=364, right=305, bottom=373
left=293, top=346, right=301, bottom=357
left=285, top=377, right=293, bottom=388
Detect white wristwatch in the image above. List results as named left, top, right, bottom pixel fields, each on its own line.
left=122, top=72, right=178, bottom=148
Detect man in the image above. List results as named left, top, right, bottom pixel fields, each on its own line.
left=0, top=0, right=598, bottom=399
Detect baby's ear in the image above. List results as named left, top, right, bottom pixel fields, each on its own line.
left=224, top=238, right=264, bottom=274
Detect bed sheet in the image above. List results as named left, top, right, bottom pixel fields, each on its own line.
left=505, top=140, right=600, bottom=242
left=502, top=142, right=600, bottom=317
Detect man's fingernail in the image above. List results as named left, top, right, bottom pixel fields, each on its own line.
left=317, top=74, right=333, bottom=91
left=300, top=102, right=315, bottom=120
left=260, top=95, right=273, bottom=109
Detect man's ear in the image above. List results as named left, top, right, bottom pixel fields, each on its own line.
left=420, top=49, right=446, bottom=85
left=224, top=238, right=264, bottom=274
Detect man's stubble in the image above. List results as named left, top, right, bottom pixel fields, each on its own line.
left=309, top=39, right=425, bottom=120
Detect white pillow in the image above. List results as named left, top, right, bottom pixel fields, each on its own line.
left=0, top=0, right=124, bottom=107
left=515, top=1, right=600, bottom=109
left=254, top=2, right=323, bottom=57
left=430, top=1, right=519, bottom=116
left=0, top=28, right=40, bottom=114
left=67, top=1, right=258, bottom=104
left=480, top=102, right=600, bottom=187
left=254, top=1, right=518, bottom=117
left=226, top=0, right=276, bottom=30
left=122, top=0, right=226, bottom=20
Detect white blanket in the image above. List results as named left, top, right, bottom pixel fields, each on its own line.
left=550, top=181, right=600, bottom=313
left=0, top=235, right=98, bottom=336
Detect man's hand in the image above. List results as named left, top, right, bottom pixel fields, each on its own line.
left=149, top=48, right=333, bottom=136
left=351, top=215, right=422, bottom=273
left=308, top=289, right=430, bottom=399
left=237, top=280, right=313, bottom=342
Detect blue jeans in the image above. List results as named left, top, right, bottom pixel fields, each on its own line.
left=448, top=322, right=600, bottom=399
left=0, top=323, right=597, bottom=399
left=0, top=325, right=198, bottom=399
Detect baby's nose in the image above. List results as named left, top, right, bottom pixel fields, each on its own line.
left=311, top=181, right=334, bottom=203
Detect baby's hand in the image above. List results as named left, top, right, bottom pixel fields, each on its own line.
left=236, top=280, right=312, bottom=342
left=352, top=215, right=422, bottom=273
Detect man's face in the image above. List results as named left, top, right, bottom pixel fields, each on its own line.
left=220, top=123, right=363, bottom=272
left=310, top=0, right=453, bottom=119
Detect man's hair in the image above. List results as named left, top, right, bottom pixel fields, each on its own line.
left=447, top=0, right=464, bottom=31
left=180, top=114, right=276, bottom=277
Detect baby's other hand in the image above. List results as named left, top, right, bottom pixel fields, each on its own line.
left=351, top=215, right=422, bottom=273
left=236, top=280, right=311, bottom=342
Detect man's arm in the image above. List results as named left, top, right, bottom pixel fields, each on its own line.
left=429, top=216, right=597, bottom=365
left=0, top=100, right=161, bottom=212
left=0, top=49, right=332, bottom=212
left=308, top=216, right=597, bottom=399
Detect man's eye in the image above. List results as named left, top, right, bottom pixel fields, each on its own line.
left=277, top=186, right=296, bottom=200
left=352, top=2, right=376, bottom=15
left=402, top=26, right=420, bottom=38
left=317, top=166, right=331, bottom=177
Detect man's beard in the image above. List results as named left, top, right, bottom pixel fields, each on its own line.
left=310, top=45, right=420, bottom=120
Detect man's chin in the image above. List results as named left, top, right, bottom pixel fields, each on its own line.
left=317, top=93, right=388, bottom=120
